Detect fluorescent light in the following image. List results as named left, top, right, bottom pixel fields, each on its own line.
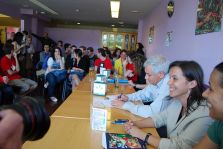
left=110, top=1, right=120, bottom=18
left=29, top=0, right=58, bottom=15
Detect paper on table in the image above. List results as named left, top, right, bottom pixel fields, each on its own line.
left=93, top=96, right=112, bottom=108
left=91, top=106, right=107, bottom=131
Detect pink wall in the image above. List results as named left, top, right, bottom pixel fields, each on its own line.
left=44, top=27, right=101, bottom=50
left=138, top=0, right=223, bottom=83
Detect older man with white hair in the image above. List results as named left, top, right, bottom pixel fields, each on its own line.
left=111, top=55, right=170, bottom=118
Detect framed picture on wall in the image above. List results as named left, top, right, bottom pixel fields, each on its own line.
left=165, top=31, right=173, bottom=47
left=195, top=0, right=223, bottom=35
left=148, top=26, right=154, bottom=44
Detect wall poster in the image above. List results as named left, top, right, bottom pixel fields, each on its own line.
left=195, top=0, right=223, bottom=35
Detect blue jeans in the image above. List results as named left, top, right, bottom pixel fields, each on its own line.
left=46, top=71, right=65, bottom=97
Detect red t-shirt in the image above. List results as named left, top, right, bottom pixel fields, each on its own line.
left=94, top=58, right=112, bottom=73
left=0, top=75, right=3, bottom=83
left=0, top=56, right=21, bottom=80
left=126, top=63, right=137, bottom=82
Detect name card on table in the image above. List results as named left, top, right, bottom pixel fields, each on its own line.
left=95, top=74, right=107, bottom=82
left=93, top=82, right=107, bottom=96
left=103, top=70, right=111, bottom=78
left=91, top=106, right=107, bottom=131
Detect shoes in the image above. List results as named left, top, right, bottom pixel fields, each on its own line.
left=44, top=82, right=49, bottom=88
left=49, top=97, right=58, bottom=102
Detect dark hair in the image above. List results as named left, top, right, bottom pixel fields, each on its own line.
left=51, top=47, right=62, bottom=61
left=57, top=40, right=63, bottom=44
left=0, top=96, right=50, bottom=141
left=87, top=47, right=94, bottom=52
left=105, top=49, right=113, bottom=59
left=22, top=30, right=28, bottom=35
left=74, top=48, right=82, bottom=58
left=169, top=61, right=205, bottom=115
left=13, top=32, right=23, bottom=45
left=3, top=42, right=14, bottom=55
left=127, top=51, right=146, bottom=74
left=120, top=49, right=127, bottom=55
left=214, top=62, right=223, bottom=88
left=98, top=48, right=106, bottom=57
left=71, top=45, right=77, bottom=48
left=64, top=43, right=71, bottom=49
left=112, top=47, right=121, bottom=58
left=79, top=46, right=86, bottom=51
left=137, top=42, right=144, bottom=49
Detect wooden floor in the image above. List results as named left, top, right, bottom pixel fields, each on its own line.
left=31, top=84, right=66, bottom=115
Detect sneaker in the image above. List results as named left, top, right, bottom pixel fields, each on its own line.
left=50, top=97, right=58, bottom=102
left=44, top=82, right=49, bottom=88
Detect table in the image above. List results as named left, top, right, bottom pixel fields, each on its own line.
left=23, top=73, right=159, bottom=149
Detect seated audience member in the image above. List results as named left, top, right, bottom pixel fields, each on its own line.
left=111, top=55, right=170, bottom=118
left=112, top=47, right=121, bottom=62
left=45, top=47, right=66, bottom=102
left=194, top=62, right=223, bottom=149
left=64, top=43, right=71, bottom=59
left=124, top=61, right=213, bottom=149
left=64, top=43, right=72, bottom=69
left=127, top=53, right=147, bottom=90
left=87, top=47, right=97, bottom=68
left=0, top=43, right=37, bottom=95
left=94, top=48, right=112, bottom=73
left=136, top=42, right=145, bottom=56
left=57, top=40, right=64, bottom=56
left=105, top=48, right=113, bottom=63
left=124, top=52, right=138, bottom=83
left=114, top=50, right=127, bottom=77
left=69, top=49, right=89, bottom=88
left=79, top=46, right=90, bottom=74
left=0, top=75, right=14, bottom=105
left=36, top=44, right=51, bottom=76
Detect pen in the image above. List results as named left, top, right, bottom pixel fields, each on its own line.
left=118, top=93, right=123, bottom=99
left=112, top=119, right=128, bottom=124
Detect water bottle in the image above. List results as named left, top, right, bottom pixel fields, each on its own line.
left=99, top=63, right=105, bottom=75
left=114, top=73, right=119, bottom=88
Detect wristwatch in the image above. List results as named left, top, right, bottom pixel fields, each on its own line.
left=144, top=133, right=152, bottom=145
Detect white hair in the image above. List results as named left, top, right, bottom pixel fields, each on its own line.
left=143, top=55, right=170, bottom=74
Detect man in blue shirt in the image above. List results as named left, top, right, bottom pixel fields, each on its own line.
left=194, top=62, right=223, bottom=149
left=111, top=55, right=171, bottom=118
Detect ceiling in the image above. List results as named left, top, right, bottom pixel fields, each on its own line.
left=1, top=0, right=162, bottom=28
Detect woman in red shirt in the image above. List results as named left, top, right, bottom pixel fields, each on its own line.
left=125, top=52, right=138, bottom=83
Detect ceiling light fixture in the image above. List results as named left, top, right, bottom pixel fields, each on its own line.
left=110, top=1, right=120, bottom=18
left=29, top=0, right=58, bottom=15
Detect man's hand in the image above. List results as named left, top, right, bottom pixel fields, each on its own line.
left=118, top=94, right=129, bottom=102
left=0, top=109, right=24, bottom=149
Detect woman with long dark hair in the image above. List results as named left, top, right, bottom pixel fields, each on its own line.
left=123, top=61, right=213, bottom=149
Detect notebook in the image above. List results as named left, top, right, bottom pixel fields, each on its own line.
left=102, top=132, right=147, bottom=149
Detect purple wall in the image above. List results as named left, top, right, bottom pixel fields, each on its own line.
left=0, top=2, right=20, bottom=18
left=138, top=0, right=223, bottom=83
left=44, top=27, right=101, bottom=50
